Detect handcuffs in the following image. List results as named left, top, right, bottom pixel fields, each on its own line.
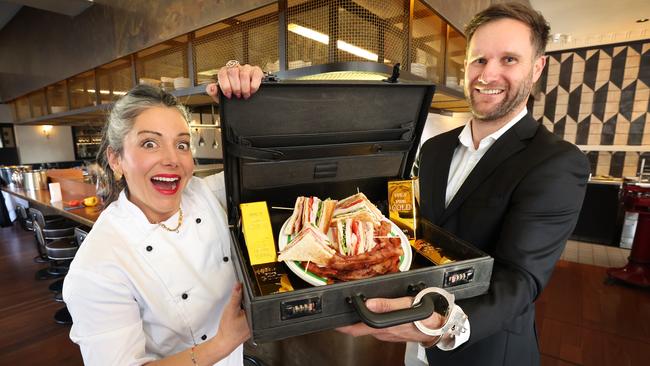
left=412, top=287, right=468, bottom=348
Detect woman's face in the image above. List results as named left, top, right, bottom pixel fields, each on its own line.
left=109, top=106, right=194, bottom=223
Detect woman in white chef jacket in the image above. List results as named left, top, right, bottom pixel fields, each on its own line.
left=63, top=64, right=264, bottom=366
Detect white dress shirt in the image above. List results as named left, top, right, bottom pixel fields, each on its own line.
left=63, top=173, right=242, bottom=366
left=445, top=108, right=527, bottom=207
left=408, top=108, right=528, bottom=366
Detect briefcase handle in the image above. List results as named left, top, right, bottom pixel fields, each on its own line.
left=347, top=291, right=450, bottom=329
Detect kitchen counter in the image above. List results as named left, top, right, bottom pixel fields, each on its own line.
left=1, top=185, right=100, bottom=227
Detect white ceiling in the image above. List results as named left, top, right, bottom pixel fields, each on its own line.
left=530, top=0, right=650, bottom=51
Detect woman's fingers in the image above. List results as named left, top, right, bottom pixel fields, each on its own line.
left=216, top=64, right=264, bottom=99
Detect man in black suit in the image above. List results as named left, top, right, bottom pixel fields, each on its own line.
left=339, top=3, right=589, bottom=365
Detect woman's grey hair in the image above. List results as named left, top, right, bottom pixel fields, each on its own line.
left=96, top=84, right=192, bottom=205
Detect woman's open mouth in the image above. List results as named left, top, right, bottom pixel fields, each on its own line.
left=150, top=174, right=181, bottom=195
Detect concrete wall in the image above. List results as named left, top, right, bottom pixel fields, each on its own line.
left=0, top=0, right=274, bottom=102
left=13, top=125, right=75, bottom=164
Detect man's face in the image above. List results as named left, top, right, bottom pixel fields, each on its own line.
left=463, top=18, right=546, bottom=124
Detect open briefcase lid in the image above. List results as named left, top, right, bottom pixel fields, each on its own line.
left=218, top=62, right=436, bottom=226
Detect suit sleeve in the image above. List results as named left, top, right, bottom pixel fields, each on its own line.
left=456, top=145, right=589, bottom=347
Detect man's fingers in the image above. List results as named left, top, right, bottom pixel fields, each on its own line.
left=366, top=297, right=413, bottom=313
left=205, top=83, right=219, bottom=102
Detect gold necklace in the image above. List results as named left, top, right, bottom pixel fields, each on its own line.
left=159, top=207, right=183, bottom=233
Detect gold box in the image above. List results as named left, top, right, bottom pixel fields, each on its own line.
left=388, top=179, right=418, bottom=240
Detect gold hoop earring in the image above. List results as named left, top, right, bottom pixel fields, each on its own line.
left=114, top=170, right=123, bottom=180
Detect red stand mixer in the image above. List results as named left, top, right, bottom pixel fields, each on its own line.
left=607, top=183, right=650, bottom=287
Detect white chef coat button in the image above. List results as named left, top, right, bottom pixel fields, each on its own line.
left=196, top=218, right=201, bottom=224
left=146, top=245, right=153, bottom=252
left=181, top=293, right=188, bottom=300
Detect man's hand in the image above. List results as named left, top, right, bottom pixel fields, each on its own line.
left=337, top=296, right=444, bottom=344
left=205, top=63, right=263, bottom=101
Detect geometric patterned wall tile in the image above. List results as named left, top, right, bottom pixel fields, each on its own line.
left=601, top=114, right=617, bottom=145
left=639, top=44, right=650, bottom=87
left=623, top=152, right=640, bottom=177
left=596, top=50, right=612, bottom=90
left=564, top=116, right=577, bottom=144
left=559, top=54, right=574, bottom=91
left=593, top=82, right=609, bottom=120
left=546, top=56, right=560, bottom=92
left=628, top=113, right=646, bottom=145
left=584, top=51, right=599, bottom=90
left=620, top=80, right=636, bottom=120
left=641, top=152, right=650, bottom=174
left=633, top=81, right=649, bottom=121
left=596, top=151, right=612, bottom=176
left=602, top=45, right=614, bottom=57
left=544, top=87, right=558, bottom=121
left=588, top=116, right=603, bottom=145
left=604, top=82, right=621, bottom=122
left=576, top=116, right=591, bottom=145
left=586, top=151, right=599, bottom=173
left=610, top=46, right=627, bottom=88
left=570, top=56, right=585, bottom=92
left=623, top=48, right=640, bottom=89
left=555, top=86, right=570, bottom=121
left=542, top=116, right=554, bottom=132
left=613, top=115, right=630, bottom=145
left=579, top=85, right=595, bottom=121
left=568, top=84, right=582, bottom=121
left=609, top=151, right=625, bottom=177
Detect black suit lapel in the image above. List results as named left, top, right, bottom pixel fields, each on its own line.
left=425, top=129, right=459, bottom=224
left=439, top=115, right=539, bottom=225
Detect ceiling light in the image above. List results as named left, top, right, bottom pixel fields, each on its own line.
left=637, top=18, right=649, bottom=23
left=288, top=23, right=381, bottom=62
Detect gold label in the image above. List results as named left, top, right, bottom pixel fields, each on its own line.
left=388, top=179, right=418, bottom=240
left=240, top=201, right=277, bottom=265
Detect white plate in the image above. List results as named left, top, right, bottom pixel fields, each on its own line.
left=278, top=219, right=412, bottom=286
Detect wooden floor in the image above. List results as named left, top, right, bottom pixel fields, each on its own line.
left=1, top=221, right=649, bottom=365
left=0, top=223, right=83, bottom=365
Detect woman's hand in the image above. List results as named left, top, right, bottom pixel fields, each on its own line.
left=205, top=63, right=263, bottom=101
left=336, top=296, right=444, bottom=344
left=209, top=283, right=251, bottom=358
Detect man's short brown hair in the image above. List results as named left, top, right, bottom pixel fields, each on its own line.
left=465, top=2, right=550, bottom=57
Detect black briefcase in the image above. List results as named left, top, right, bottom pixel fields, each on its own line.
left=219, top=62, right=493, bottom=342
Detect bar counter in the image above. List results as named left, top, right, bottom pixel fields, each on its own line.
left=1, top=185, right=100, bottom=227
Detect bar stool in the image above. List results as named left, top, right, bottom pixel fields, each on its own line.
left=17, top=206, right=65, bottom=263
left=51, top=227, right=88, bottom=325
left=29, top=208, right=77, bottom=280
left=16, top=205, right=64, bottom=232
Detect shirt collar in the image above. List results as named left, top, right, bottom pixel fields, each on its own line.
left=458, top=107, right=528, bottom=150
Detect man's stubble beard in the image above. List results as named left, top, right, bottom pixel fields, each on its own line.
left=466, top=70, right=533, bottom=122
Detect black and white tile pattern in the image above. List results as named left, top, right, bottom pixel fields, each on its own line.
left=530, top=40, right=650, bottom=177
